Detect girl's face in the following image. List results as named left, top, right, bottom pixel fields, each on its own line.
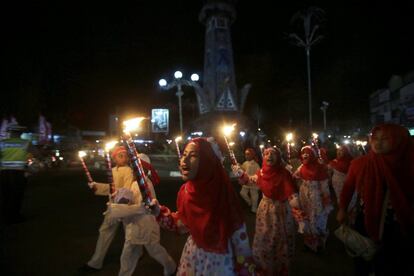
left=264, top=150, right=278, bottom=166
left=114, top=151, right=129, bottom=166
left=370, top=130, right=392, bottom=154
left=301, top=151, right=311, bottom=164
left=180, top=142, right=200, bottom=181
left=337, top=148, right=344, bottom=158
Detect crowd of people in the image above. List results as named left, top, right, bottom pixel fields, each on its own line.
left=71, top=122, right=413, bottom=276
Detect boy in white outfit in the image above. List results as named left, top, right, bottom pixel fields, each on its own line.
left=81, top=146, right=133, bottom=272
left=239, top=148, right=261, bottom=213
left=115, top=153, right=176, bottom=276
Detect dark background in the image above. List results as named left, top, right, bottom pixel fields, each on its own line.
left=2, top=0, right=413, bottom=133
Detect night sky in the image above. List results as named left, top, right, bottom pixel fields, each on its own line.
left=2, top=0, right=413, bottom=134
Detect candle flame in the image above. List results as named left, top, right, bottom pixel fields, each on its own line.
left=286, top=133, right=293, bottom=142
left=123, top=117, right=145, bottom=133
left=105, top=141, right=118, bottom=152
left=78, top=151, right=87, bottom=158
left=222, top=124, right=236, bottom=136
left=175, top=136, right=182, bottom=143
left=312, top=133, right=318, bottom=139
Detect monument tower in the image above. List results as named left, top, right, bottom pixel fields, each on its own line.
left=194, top=0, right=251, bottom=116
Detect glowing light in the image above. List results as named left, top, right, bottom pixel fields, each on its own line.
left=175, top=136, right=182, bottom=143
left=344, top=139, right=350, bottom=144
left=174, top=71, right=183, bottom=79
left=286, top=133, right=293, bottom=142
left=159, top=79, right=167, bottom=87
left=229, top=141, right=235, bottom=147
left=123, top=117, right=145, bottom=133
left=222, top=124, right=236, bottom=136
left=259, top=145, right=264, bottom=149
left=312, top=133, right=318, bottom=139
left=361, top=141, right=367, bottom=146
left=290, top=143, right=295, bottom=147
left=78, top=151, right=87, bottom=158
left=239, top=131, right=246, bottom=137
left=190, top=74, right=199, bottom=81
left=105, top=141, right=118, bottom=152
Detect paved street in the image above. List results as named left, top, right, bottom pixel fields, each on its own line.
left=1, top=163, right=354, bottom=276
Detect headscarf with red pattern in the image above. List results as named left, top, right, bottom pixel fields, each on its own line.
left=341, top=124, right=414, bottom=240
left=298, top=146, right=328, bottom=181
left=329, top=145, right=353, bottom=174
left=177, top=138, right=244, bottom=253
left=257, top=148, right=297, bottom=201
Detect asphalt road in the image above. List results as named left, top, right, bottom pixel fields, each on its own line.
left=1, top=166, right=354, bottom=276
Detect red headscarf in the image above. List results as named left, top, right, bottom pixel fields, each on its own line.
left=341, top=124, right=414, bottom=240
left=257, top=148, right=296, bottom=201
left=177, top=138, right=244, bottom=253
left=111, top=145, right=127, bottom=159
left=299, top=146, right=329, bottom=181
left=329, top=145, right=353, bottom=174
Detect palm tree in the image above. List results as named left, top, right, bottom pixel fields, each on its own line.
left=288, top=6, right=325, bottom=130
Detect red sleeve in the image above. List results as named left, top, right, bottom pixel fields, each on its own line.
left=339, top=162, right=358, bottom=209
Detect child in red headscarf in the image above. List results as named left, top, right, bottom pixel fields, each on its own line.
left=250, top=148, right=306, bottom=276
left=155, top=138, right=256, bottom=275
left=337, top=124, right=414, bottom=276
left=293, top=146, right=332, bottom=252
left=328, top=145, right=353, bottom=204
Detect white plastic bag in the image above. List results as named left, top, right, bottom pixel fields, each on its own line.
left=334, top=224, right=377, bottom=261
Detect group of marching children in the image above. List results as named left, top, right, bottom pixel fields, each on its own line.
left=79, top=122, right=413, bottom=276
left=235, top=123, right=414, bottom=276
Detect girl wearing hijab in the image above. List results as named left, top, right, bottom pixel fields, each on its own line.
left=250, top=148, right=305, bottom=276
left=337, top=123, right=414, bottom=276
left=328, top=145, right=353, bottom=204
left=293, top=146, right=332, bottom=252
left=155, top=138, right=256, bottom=275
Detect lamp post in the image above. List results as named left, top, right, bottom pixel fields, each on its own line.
left=159, top=71, right=199, bottom=134
left=320, top=101, right=329, bottom=131
left=288, top=7, right=325, bottom=130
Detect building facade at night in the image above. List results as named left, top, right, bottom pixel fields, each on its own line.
left=370, top=72, right=414, bottom=128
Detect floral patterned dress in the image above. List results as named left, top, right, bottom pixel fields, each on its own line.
left=295, top=174, right=333, bottom=251
left=177, top=224, right=253, bottom=276
left=253, top=196, right=298, bottom=276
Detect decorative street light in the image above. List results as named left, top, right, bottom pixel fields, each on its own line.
left=159, top=71, right=200, bottom=134
left=320, top=101, right=329, bottom=131
left=288, top=7, right=325, bottom=130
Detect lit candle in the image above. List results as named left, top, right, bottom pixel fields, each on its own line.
left=105, top=141, right=117, bottom=195
left=222, top=124, right=238, bottom=165
left=312, top=132, right=321, bottom=159
left=259, top=144, right=264, bottom=159
left=78, top=151, right=93, bottom=183
left=286, top=133, right=293, bottom=162
left=123, top=117, right=152, bottom=206
left=174, top=136, right=182, bottom=159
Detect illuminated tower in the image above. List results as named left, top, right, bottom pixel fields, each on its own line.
left=196, top=0, right=251, bottom=114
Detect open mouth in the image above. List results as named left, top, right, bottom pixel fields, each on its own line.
left=180, top=166, right=190, bottom=176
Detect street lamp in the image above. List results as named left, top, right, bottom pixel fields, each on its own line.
left=320, top=101, right=329, bottom=131
left=159, top=71, right=200, bottom=134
